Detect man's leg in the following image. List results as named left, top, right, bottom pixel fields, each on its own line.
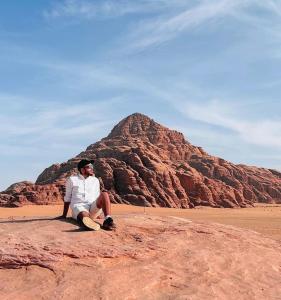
left=96, top=192, right=111, bottom=217
left=76, top=210, right=100, bottom=231
left=95, top=192, right=116, bottom=230
left=77, top=211, right=90, bottom=224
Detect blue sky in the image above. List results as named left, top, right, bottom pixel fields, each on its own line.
left=1, top=0, right=281, bottom=191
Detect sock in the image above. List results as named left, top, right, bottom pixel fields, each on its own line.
left=105, top=215, right=112, bottom=220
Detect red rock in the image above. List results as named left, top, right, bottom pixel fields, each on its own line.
left=0, top=215, right=280, bottom=299
left=1, top=113, right=281, bottom=208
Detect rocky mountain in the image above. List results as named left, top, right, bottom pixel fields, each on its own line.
left=1, top=113, right=281, bottom=208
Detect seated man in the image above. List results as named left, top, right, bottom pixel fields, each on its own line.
left=59, top=159, right=116, bottom=231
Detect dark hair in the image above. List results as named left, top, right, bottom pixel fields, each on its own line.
left=77, top=159, right=91, bottom=173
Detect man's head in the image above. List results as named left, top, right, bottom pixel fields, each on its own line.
left=77, top=159, right=94, bottom=177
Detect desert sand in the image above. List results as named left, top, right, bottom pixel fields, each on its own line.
left=1, top=205, right=281, bottom=300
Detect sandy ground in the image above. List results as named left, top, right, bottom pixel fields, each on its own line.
left=1, top=203, right=281, bottom=241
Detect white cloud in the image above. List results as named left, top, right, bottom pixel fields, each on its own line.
left=0, top=94, right=122, bottom=145
left=43, top=0, right=281, bottom=53
left=43, top=0, right=186, bottom=20
left=177, top=99, right=281, bottom=148
left=129, top=0, right=242, bottom=49
left=120, top=0, right=281, bottom=51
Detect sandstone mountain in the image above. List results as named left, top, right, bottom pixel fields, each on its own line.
left=1, top=113, right=281, bottom=208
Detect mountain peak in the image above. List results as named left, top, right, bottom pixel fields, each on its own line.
left=106, top=113, right=186, bottom=144
left=107, top=113, right=158, bottom=137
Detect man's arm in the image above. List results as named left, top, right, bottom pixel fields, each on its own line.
left=61, top=202, right=70, bottom=218
left=57, top=178, right=72, bottom=219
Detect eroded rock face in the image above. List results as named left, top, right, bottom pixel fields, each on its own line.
left=1, top=113, right=281, bottom=207
left=0, top=215, right=280, bottom=299
left=0, top=181, right=64, bottom=207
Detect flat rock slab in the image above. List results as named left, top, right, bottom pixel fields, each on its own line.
left=0, top=214, right=280, bottom=300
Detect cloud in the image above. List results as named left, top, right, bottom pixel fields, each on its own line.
left=0, top=93, right=123, bottom=151
left=177, top=98, right=281, bottom=149
left=43, top=0, right=281, bottom=54
left=121, top=0, right=281, bottom=51
left=129, top=0, right=241, bottom=49
left=43, top=0, right=186, bottom=20
left=45, top=0, right=245, bottom=49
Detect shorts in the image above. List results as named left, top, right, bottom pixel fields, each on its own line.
left=71, top=201, right=103, bottom=220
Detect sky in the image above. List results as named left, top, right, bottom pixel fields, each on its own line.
left=1, top=0, right=281, bottom=191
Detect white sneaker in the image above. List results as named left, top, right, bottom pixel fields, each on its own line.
left=82, top=217, right=100, bottom=231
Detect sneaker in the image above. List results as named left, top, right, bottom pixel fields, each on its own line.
left=82, top=217, right=100, bottom=231
left=102, top=217, right=116, bottom=231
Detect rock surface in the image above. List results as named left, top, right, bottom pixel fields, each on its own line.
left=1, top=113, right=281, bottom=208
left=0, top=215, right=280, bottom=299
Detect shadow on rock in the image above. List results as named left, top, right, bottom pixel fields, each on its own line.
left=0, top=217, right=75, bottom=224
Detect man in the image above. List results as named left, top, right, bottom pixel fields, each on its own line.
left=59, top=159, right=116, bottom=231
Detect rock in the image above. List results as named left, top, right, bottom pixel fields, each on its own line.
left=0, top=215, right=280, bottom=299
left=0, top=182, right=64, bottom=207
left=1, top=113, right=281, bottom=208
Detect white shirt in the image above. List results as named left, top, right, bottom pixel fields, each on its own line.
left=64, top=174, right=100, bottom=207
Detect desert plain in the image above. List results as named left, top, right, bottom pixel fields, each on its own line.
left=1, top=203, right=280, bottom=240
